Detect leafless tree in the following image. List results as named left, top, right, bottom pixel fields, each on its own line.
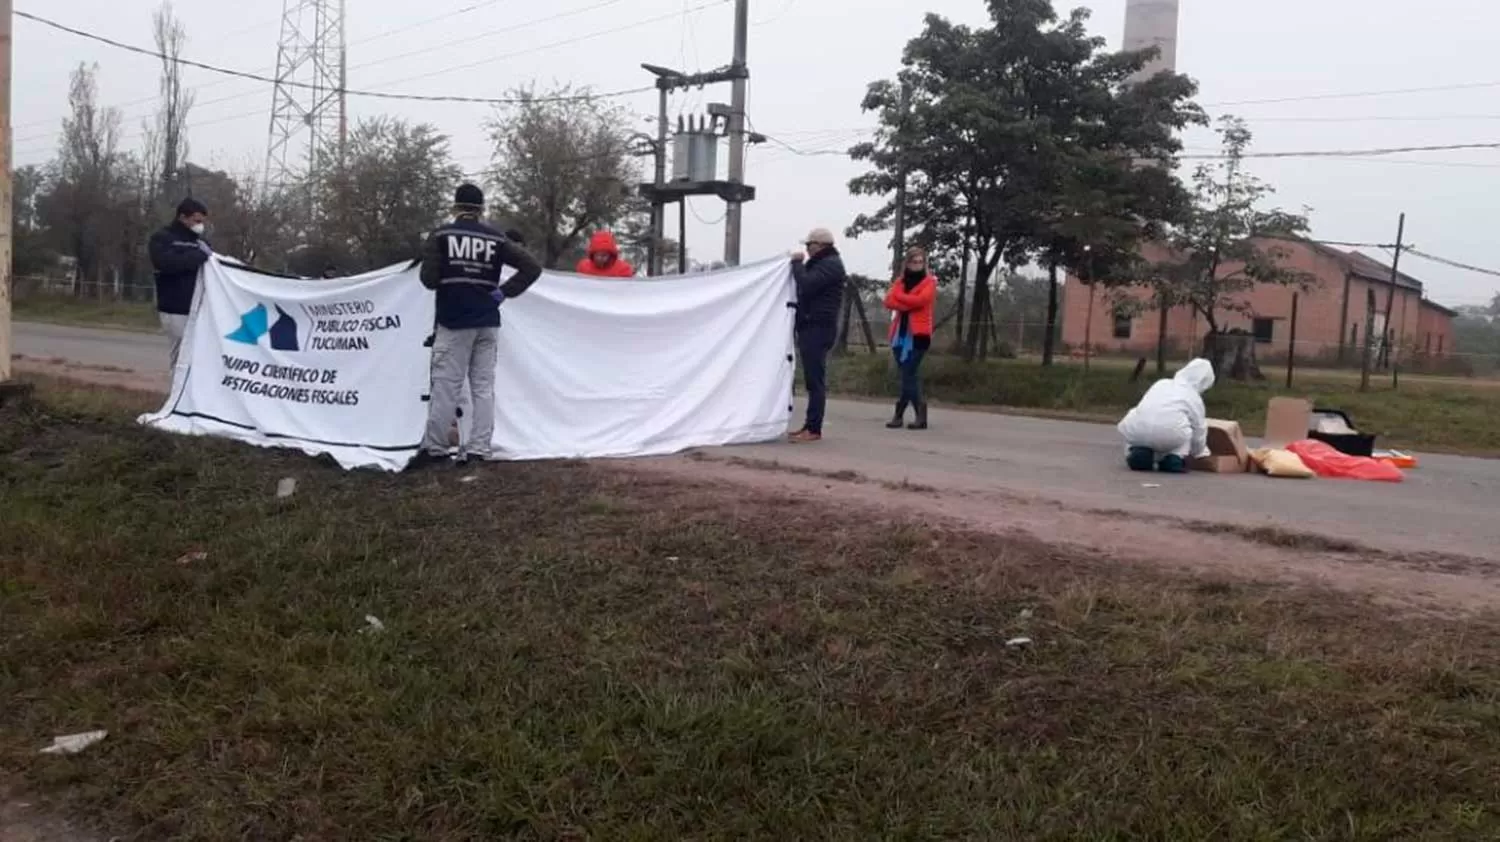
left=151, top=1, right=195, bottom=193
left=486, top=85, right=646, bottom=269
left=41, top=63, right=124, bottom=295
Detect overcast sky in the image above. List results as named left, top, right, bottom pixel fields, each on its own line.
left=12, top=0, right=1500, bottom=306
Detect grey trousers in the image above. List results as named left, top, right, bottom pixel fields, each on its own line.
left=159, top=312, right=189, bottom=371
left=423, top=326, right=498, bottom=458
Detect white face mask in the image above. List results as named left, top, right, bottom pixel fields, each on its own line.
left=189, top=223, right=206, bottom=236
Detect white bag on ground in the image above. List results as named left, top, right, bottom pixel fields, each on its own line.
left=1116, top=358, right=1216, bottom=458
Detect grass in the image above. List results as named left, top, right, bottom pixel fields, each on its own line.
left=830, top=352, right=1500, bottom=455
left=12, top=294, right=159, bottom=332
left=5, top=379, right=1500, bottom=839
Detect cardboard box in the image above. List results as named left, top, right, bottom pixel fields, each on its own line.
left=1191, top=418, right=1251, bottom=473
left=1264, top=397, right=1313, bottom=448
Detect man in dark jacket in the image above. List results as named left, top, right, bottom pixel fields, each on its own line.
left=147, top=198, right=212, bottom=371
left=414, top=183, right=544, bottom=466
left=789, top=227, right=847, bottom=442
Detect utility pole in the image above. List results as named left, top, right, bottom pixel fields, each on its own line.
left=639, top=57, right=754, bottom=274
left=721, top=0, right=749, bottom=266
left=649, top=86, right=669, bottom=276
left=0, top=0, right=16, bottom=397
left=1378, top=212, right=1406, bottom=371
left=678, top=201, right=688, bottom=274
left=890, top=81, right=911, bottom=276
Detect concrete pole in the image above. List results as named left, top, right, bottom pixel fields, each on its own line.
left=0, top=0, right=14, bottom=390
left=722, top=0, right=748, bottom=266
left=648, top=87, right=668, bottom=276
left=890, top=82, right=911, bottom=277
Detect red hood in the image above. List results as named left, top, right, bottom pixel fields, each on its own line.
left=586, top=230, right=620, bottom=258
left=576, top=230, right=635, bottom=277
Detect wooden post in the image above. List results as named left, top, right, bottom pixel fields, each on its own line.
left=1083, top=282, right=1095, bottom=371
left=1155, top=296, right=1169, bottom=376
left=852, top=292, right=877, bottom=354
left=1359, top=288, right=1376, bottom=392
left=1378, top=212, right=1406, bottom=370
left=836, top=294, right=853, bottom=354
left=1286, top=292, right=1298, bottom=389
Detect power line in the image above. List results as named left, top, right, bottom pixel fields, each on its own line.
left=686, top=197, right=727, bottom=225
left=12, top=0, right=522, bottom=133
left=1181, top=141, right=1500, bottom=160
left=1311, top=239, right=1400, bottom=249
left=1245, top=113, right=1500, bottom=124
left=354, top=0, right=728, bottom=93
left=1314, top=156, right=1500, bottom=170
left=755, top=132, right=1500, bottom=164
left=343, top=0, right=629, bottom=77
left=1203, top=80, right=1500, bottom=108
left=13, top=9, right=655, bottom=108
left=12, top=2, right=712, bottom=154
left=1404, top=248, right=1500, bottom=280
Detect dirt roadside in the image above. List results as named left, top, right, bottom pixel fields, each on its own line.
left=15, top=357, right=1498, bottom=615
left=626, top=452, right=1499, bottom=616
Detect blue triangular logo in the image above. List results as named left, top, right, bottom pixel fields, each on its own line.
left=226, top=303, right=269, bottom=345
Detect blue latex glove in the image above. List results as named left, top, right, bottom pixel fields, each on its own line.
left=490, top=289, right=506, bottom=305
left=196, top=240, right=213, bottom=257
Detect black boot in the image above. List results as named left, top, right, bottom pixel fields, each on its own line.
left=908, top=401, right=928, bottom=430
left=886, top=400, right=908, bottom=429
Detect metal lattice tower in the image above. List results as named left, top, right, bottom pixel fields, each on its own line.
left=265, top=0, right=347, bottom=208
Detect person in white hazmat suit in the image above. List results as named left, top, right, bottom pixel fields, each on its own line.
left=1116, top=358, right=1216, bottom=473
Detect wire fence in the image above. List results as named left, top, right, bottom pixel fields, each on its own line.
left=833, top=304, right=1500, bottom=383
left=14, top=274, right=1500, bottom=384
left=12, top=274, right=158, bottom=304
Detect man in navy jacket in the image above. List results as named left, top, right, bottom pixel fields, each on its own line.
left=414, top=184, right=543, bottom=466
left=789, top=227, right=847, bottom=442
left=147, top=198, right=212, bottom=371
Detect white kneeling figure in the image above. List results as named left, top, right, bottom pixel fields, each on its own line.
left=1116, top=357, right=1216, bottom=459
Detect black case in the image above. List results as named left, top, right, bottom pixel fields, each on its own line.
left=1308, top=408, right=1377, bottom=457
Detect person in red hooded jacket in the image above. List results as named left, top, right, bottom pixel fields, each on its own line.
left=575, top=230, right=635, bottom=277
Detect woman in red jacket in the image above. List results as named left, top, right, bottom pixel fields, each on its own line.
left=883, top=246, right=937, bottom=430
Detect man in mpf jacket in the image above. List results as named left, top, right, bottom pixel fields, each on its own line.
left=414, top=184, right=544, bottom=466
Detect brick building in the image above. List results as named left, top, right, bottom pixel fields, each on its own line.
left=1060, top=238, right=1457, bottom=363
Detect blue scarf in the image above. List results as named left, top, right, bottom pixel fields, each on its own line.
left=895, top=323, right=914, bottom=362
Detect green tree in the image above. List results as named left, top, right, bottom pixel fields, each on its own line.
left=316, top=117, right=463, bottom=271
left=1152, top=116, right=1314, bottom=376
left=486, top=85, right=645, bottom=269
left=12, top=165, right=55, bottom=277
left=847, top=1, right=1201, bottom=362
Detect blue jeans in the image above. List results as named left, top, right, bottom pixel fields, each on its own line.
left=1127, top=446, right=1187, bottom=473
left=797, top=326, right=835, bottom=434
left=893, top=345, right=927, bottom=404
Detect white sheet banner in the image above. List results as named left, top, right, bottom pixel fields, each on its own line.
left=140, top=257, right=796, bottom=471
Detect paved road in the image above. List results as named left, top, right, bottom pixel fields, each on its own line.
left=13, top=320, right=1500, bottom=560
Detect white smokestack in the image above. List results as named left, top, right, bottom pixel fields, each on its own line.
left=1123, top=0, right=1180, bottom=79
